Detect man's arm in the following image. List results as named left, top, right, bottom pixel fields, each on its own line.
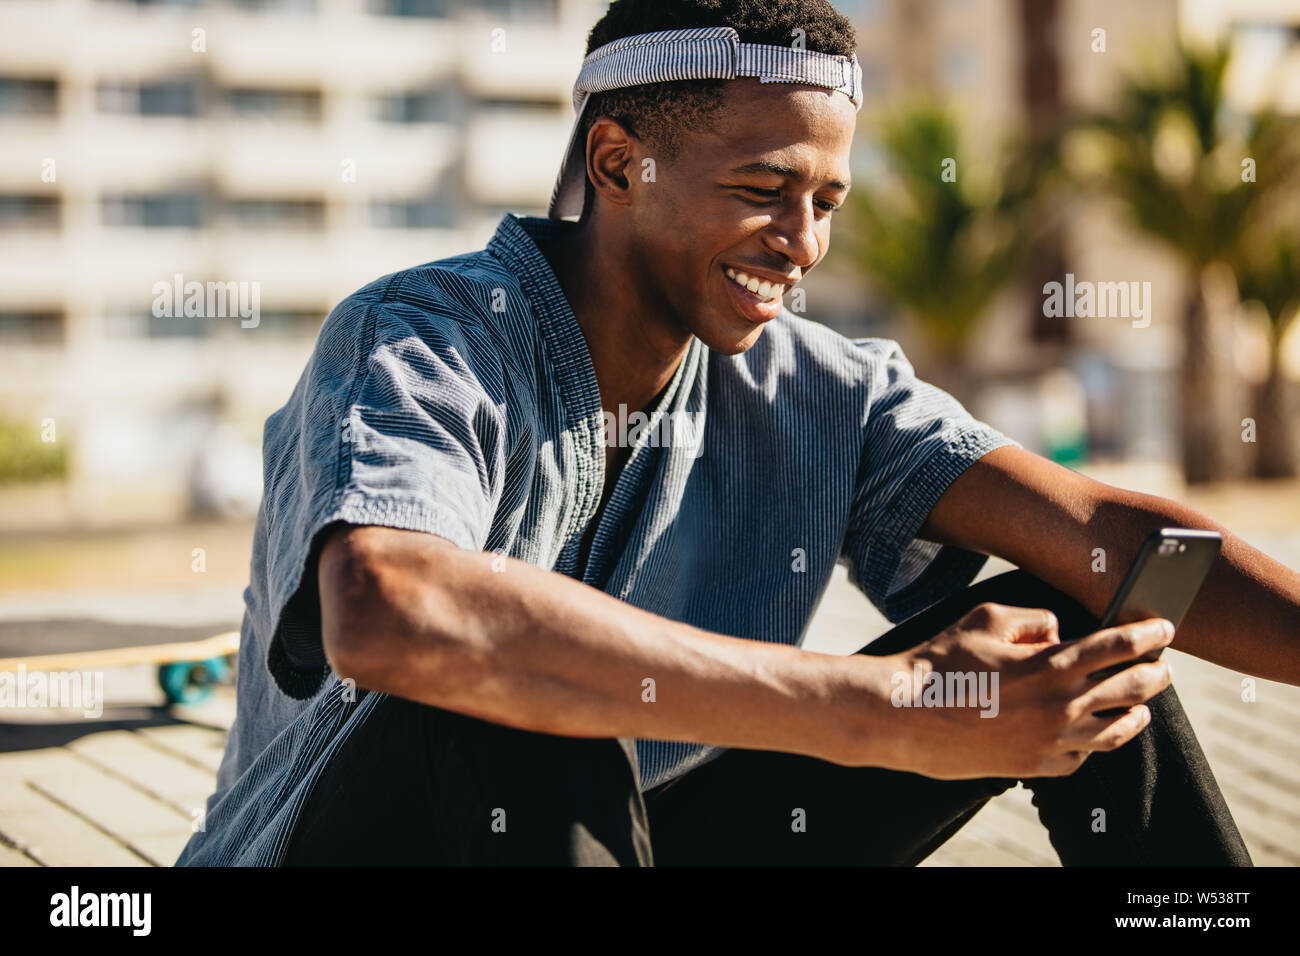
left=920, top=445, right=1300, bottom=686
left=315, top=521, right=1172, bottom=779
left=318, top=522, right=892, bottom=766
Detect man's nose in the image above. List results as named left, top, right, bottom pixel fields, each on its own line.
left=761, top=199, right=820, bottom=270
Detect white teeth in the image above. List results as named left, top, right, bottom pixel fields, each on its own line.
left=725, top=267, right=787, bottom=302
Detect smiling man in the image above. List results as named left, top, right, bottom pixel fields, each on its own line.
left=179, top=0, right=1300, bottom=867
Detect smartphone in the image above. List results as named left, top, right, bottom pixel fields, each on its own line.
left=1089, top=527, right=1222, bottom=684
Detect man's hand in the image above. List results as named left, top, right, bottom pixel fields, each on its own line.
left=858, top=602, right=1175, bottom=780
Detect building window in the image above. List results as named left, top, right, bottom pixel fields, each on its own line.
left=371, top=0, right=451, bottom=18
left=96, top=0, right=203, bottom=7
left=375, top=88, right=457, bottom=124
left=0, top=195, right=59, bottom=229
left=97, top=78, right=203, bottom=117
left=474, top=95, right=564, bottom=114
left=0, top=310, right=63, bottom=345
left=233, top=309, right=323, bottom=337
left=102, top=192, right=206, bottom=228
left=106, top=305, right=323, bottom=339
left=0, top=77, right=57, bottom=116
left=226, top=87, right=322, bottom=121
left=226, top=198, right=326, bottom=229
left=369, top=194, right=455, bottom=228
left=226, top=0, right=318, bottom=11
left=473, top=0, right=559, bottom=23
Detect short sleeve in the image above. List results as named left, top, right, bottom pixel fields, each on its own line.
left=841, top=338, right=1020, bottom=624
left=259, top=278, right=508, bottom=699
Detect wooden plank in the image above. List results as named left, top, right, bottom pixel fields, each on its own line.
left=0, top=749, right=85, bottom=780
left=1204, top=710, right=1300, bottom=764
left=66, top=731, right=215, bottom=816
left=29, top=763, right=194, bottom=867
left=975, top=792, right=1057, bottom=865
left=134, top=725, right=228, bottom=774
left=0, top=781, right=145, bottom=866
left=0, top=841, right=37, bottom=866
left=1215, top=782, right=1300, bottom=865
left=174, top=688, right=237, bottom=732
left=1209, top=746, right=1300, bottom=818
left=939, top=820, right=1041, bottom=866
left=922, top=835, right=988, bottom=866
left=130, top=832, right=192, bottom=868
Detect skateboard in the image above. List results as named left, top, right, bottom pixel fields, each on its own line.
left=0, top=630, right=239, bottom=705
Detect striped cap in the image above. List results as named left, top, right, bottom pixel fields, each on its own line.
left=548, top=26, right=863, bottom=220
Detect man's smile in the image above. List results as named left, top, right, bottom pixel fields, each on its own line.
left=724, top=266, right=787, bottom=302
left=719, top=264, right=799, bottom=325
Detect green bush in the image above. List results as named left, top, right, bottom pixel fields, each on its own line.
left=0, top=419, right=69, bottom=485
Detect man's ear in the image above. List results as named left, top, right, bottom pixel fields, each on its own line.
left=584, top=116, right=638, bottom=210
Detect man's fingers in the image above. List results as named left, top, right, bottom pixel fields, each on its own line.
left=1057, top=618, right=1174, bottom=676
left=1059, top=704, right=1153, bottom=752
left=1073, top=660, right=1173, bottom=716
left=958, top=602, right=1060, bottom=646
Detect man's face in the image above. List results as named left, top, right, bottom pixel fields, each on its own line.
left=626, top=80, right=856, bottom=355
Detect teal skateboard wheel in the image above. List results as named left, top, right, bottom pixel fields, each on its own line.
left=157, top=657, right=230, bottom=705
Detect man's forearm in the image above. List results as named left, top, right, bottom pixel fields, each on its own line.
left=1016, top=485, right=1300, bottom=685
left=920, top=448, right=1300, bottom=686
left=1101, top=491, right=1300, bottom=685
left=318, top=526, right=898, bottom=767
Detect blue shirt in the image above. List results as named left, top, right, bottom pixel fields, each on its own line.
left=177, top=213, right=1018, bottom=865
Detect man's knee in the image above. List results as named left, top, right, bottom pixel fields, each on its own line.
left=963, top=571, right=1099, bottom=640
left=285, top=692, right=647, bottom=865
left=859, top=569, right=1100, bottom=657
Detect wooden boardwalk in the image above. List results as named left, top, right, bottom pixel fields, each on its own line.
left=0, top=688, right=233, bottom=866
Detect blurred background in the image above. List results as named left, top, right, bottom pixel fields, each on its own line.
left=2, top=0, right=1300, bottom=866
left=2, top=0, right=1300, bottom=535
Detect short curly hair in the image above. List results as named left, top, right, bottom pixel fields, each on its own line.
left=576, top=0, right=858, bottom=217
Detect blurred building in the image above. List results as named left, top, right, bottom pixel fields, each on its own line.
left=1, top=0, right=1298, bottom=529
left=0, top=0, right=602, bottom=527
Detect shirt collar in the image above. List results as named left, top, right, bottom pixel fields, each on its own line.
left=486, top=212, right=603, bottom=426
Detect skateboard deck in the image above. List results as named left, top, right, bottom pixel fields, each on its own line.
left=0, top=630, right=239, bottom=705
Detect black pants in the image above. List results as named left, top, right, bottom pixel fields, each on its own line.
left=281, top=570, right=1252, bottom=866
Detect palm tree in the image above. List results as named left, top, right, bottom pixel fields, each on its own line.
left=840, top=102, right=1055, bottom=400
left=1234, top=233, right=1300, bottom=478
left=1079, top=41, right=1300, bottom=483
left=1016, top=0, right=1072, bottom=346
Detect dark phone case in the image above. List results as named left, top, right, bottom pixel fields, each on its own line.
left=1088, top=528, right=1222, bottom=698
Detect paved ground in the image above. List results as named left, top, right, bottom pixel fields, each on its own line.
left=2, top=470, right=1300, bottom=866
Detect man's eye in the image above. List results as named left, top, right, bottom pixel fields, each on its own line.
left=738, top=186, right=837, bottom=213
